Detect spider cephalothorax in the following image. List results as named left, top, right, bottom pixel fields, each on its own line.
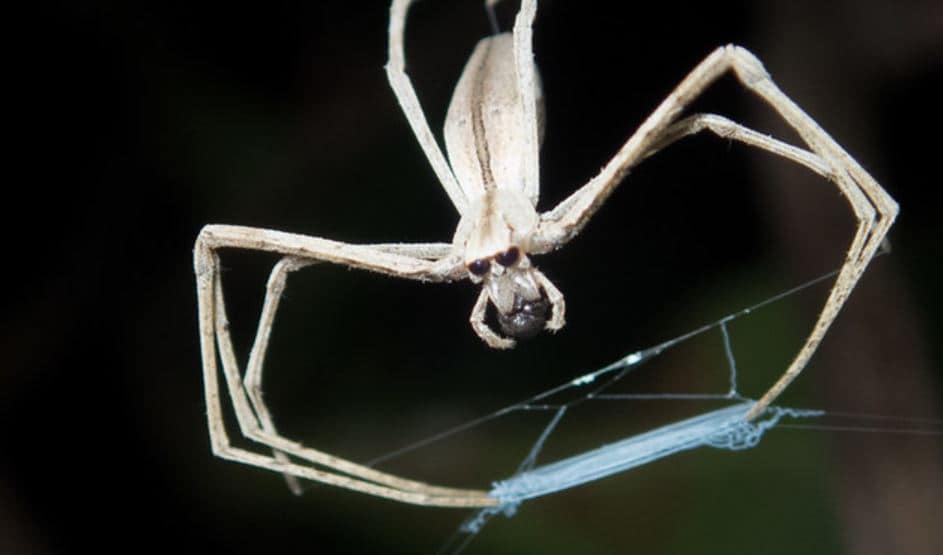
left=465, top=244, right=551, bottom=339
left=455, top=187, right=563, bottom=347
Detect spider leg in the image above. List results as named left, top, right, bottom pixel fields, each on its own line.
left=510, top=0, right=541, bottom=204
left=243, top=243, right=453, bottom=494
left=387, top=0, right=468, bottom=214
left=470, top=288, right=516, bottom=349
left=484, top=0, right=500, bottom=35
left=244, top=256, right=312, bottom=495
left=194, top=225, right=496, bottom=507
left=649, top=113, right=832, bottom=178
left=533, top=267, right=565, bottom=331
left=535, top=45, right=897, bottom=420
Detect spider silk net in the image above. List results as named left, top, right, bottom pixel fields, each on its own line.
left=491, top=403, right=819, bottom=502
left=455, top=316, right=822, bottom=538
left=366, top=272, right=838, bottom=551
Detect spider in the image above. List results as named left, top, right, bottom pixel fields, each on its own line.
left=194, top=0, right=897, bottom=506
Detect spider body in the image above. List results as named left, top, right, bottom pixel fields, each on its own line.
left=445, top=32, right=558, bottom=344
left=194, top=0, right=897, bottom=506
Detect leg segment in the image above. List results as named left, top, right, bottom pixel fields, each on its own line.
left=534, top=267, right=565, bottom=331
left=243, top=243, right=453, bottom=494
left=650, top=113, right=832, bottom=178
left=194, top=225, right=495, bottom=507
left=386, top=0, right=468, bottom=214
left=244, top=256, right=313, bottom=495
left=470, top=287, right=516, bottom=349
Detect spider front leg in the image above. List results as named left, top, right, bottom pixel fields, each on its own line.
left=386, top=0, right=467, bottom=213
left=242, top=241, right=454, bottom=493
left=535, top=45, right=897, bottom=421
left=195, top=224, right=496, bottom=507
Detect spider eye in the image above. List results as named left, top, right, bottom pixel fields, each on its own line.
left=467, top=258, right=491, bottom=276
left=495, top=246, right=520, bottom=267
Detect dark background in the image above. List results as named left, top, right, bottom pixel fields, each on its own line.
left=5, top=1, right=942, bottom=554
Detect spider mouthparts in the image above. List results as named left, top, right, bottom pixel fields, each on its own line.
left=497, top=294, right=550, bottom=339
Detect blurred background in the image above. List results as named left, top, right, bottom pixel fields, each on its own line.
left=4, top=1, right=942, bottom=553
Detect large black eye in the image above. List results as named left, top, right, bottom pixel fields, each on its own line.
left=495, top=246, right=520, bottom=267
left=467, top=258, right=490, bottom=276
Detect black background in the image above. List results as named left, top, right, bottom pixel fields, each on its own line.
left=5, top=1, right=942, bottom=554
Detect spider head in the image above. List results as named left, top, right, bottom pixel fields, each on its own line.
left=457, top=190, right=557, bottom=341
left=466, top=246, right=550, bottom=339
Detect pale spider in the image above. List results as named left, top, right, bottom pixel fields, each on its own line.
left=194, top=0, right=897, bottom=506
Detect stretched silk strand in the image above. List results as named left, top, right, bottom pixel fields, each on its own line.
left=462, top=402, right=822, bottom=532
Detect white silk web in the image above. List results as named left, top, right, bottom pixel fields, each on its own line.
left=364, top=270, right=854, bottom=551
